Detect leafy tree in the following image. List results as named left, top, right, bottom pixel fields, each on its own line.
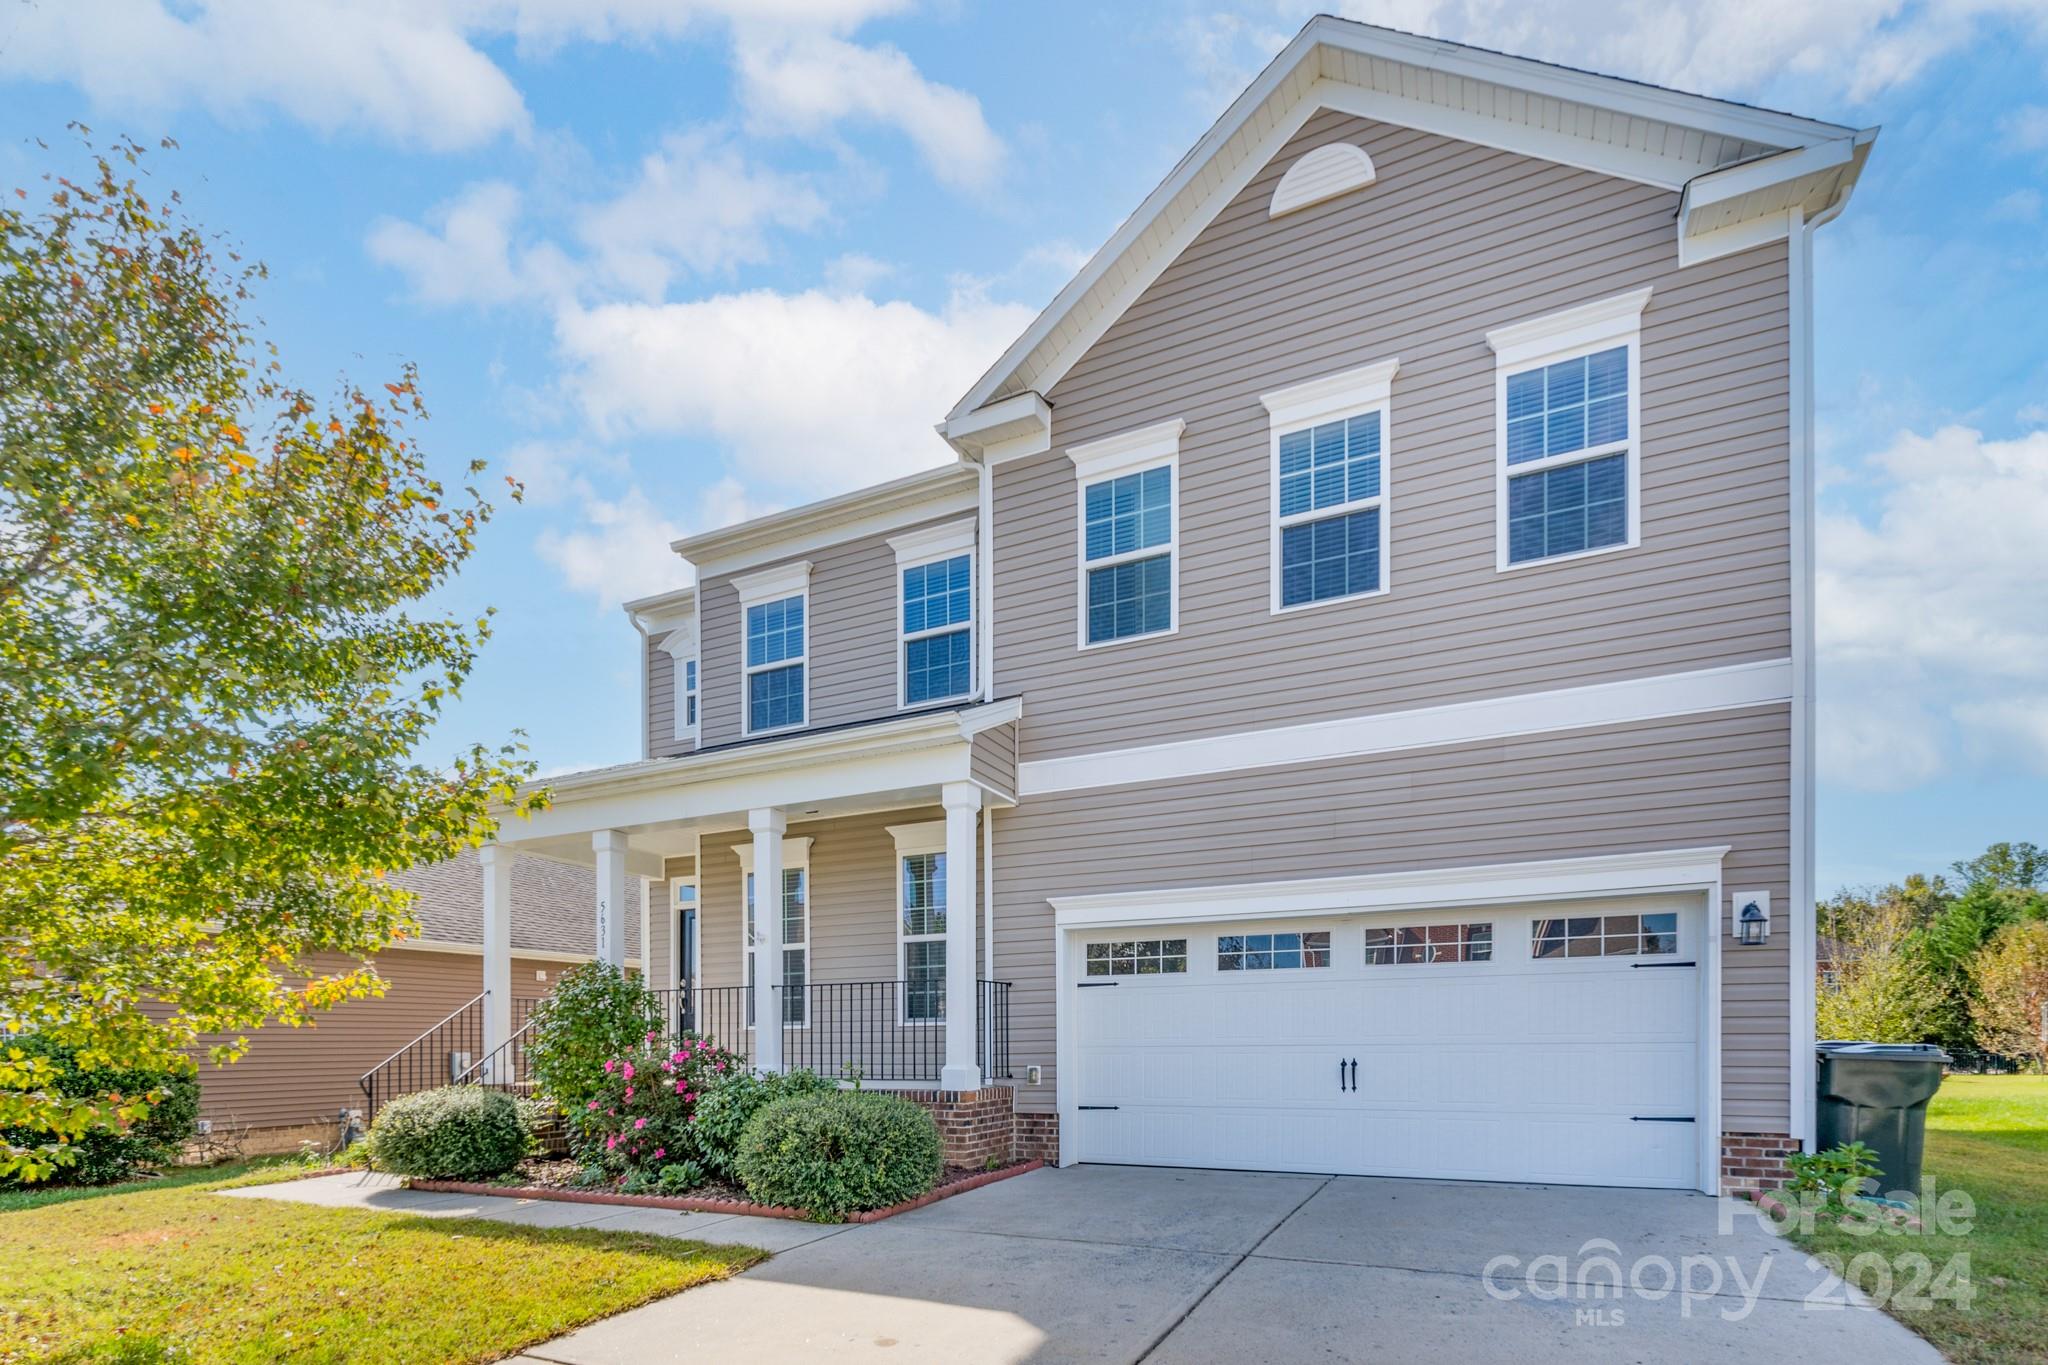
left=1816, top=902, right=1943, bottom=1043
left=1952, top=841, right=2047, bottom=894
left=0, top=135, right=543, bottom=1179
left=1968, top=922, right=2048, bottom=1068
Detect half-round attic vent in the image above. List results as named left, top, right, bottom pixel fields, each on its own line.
left=1269, top=143, right=1377, bottom=218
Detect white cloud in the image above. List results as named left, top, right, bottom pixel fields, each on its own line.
left=575, top=131, right=831, bottom=296
left=0, top=0, right=530, bottom=151
left=733, top=32, right=1006, bottom=189
left=535, top=477, right=776, bottom=605
left=366, top=182, right=578, bottom=307
left=1181, top=1, right=2048, bottom=110
left=1817, top=425, right=2048, bottom=790
left=1991, top=188, right=2042, bottom=222
left=553, top=284, right=1037, bottom=491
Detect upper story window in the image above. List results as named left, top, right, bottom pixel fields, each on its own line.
left=683, top=659, right=698, bottom=730
left=1485, top=287, right=1650, bottom=571
left=1260, top=358, right=1399, bottom=611
left=889, top=519, right=977, bottom=709
left=1067, top=418, right=1183, bottom=648
left=656, top=625, right=698, bottom=743
left=732, top=560, right=811, bottom=737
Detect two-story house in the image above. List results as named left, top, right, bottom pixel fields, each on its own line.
left=480, top=17, right=1873, bottom=1195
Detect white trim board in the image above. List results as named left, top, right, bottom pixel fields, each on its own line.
left=1018, top=658, right=1791, bottom=796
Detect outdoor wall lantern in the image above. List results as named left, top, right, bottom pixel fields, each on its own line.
left=1735, top=892, right=1771, bottom=947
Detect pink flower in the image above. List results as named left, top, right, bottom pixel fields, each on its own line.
left=587, top=1101, right=598, bottom=1112
left=634, top=1117, right=647, bottom=1129
left=654, top=1148, right=665, bottom=1159
left=675, top=1081, right=685, bottom=1094
left=624, top=1087, right=634, bottom=1100
left=607, top=1108, right=616, bottom=1117
left=672, top=1051, right=685, bottom=1063
left=645, top=1030, right=656, bottom=1043
left=605, top=1135, right=617, bottom=1150
left=622, top=1063, right=635, bottom=1080
left=603, top=1060, right=616, bottom=1073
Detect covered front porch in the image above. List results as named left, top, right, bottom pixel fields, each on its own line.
left=480, top=699, right=1021, bottom=1092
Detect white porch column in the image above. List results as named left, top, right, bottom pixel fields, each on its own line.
left=941, top=782, right=982, bottom=1091
left=479, top=844, right=513, bottom=1082
left=593, top=830, right=630, bottom=969
left=749, top=807, right=787, bottom=1074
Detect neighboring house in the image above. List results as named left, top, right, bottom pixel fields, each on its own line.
left=481, top=18, right=1872, bottom=1195
left=191, top=849, right=642, bottom=1153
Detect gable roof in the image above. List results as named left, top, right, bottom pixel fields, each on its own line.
left=941, top=16, right=1874, bottom=446
left=390, top=847, right=642, bottom=961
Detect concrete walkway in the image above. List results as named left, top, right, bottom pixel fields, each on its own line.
left=232, top=1167, right=1945, bottom=1364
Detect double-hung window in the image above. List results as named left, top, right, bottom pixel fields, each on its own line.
left=1068, top=418, right=1182, bottom=647
left=739, top=838, right=810, bottom=1027
left=682, top=659, right=698, bottom=731
left=889, top=821, right=950, bottom=1023
left=889, top=520, right=976, bottom=707
left=1260, top=358, right=1399, bottom=610
left=733, top=560, right=811, bottom=736
left=1485, top=288, right=1649, bottom=570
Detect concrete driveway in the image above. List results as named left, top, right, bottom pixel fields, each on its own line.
left=520, top=1165, right=1944, bottom=1364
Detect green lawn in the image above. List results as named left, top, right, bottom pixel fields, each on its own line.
left=0, top=1165, right=764, bottom=1363
left=0, top=1158, right=315, bottom=1215
left=1786, top=1073, right=2048, bottom=1365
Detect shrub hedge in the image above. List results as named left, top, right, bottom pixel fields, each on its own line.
left=368, top=1086, right=527, bottom=1179
left=0, top=1035, right=200, bottom=1187
left=734, top=1090, right=941, bottom=1219
left=688, top=1068, right=838, bottom=1179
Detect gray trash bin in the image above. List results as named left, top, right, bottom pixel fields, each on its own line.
left=1814, top=1042, right=1948, bottom=1195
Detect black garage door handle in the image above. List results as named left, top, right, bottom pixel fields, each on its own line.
left=1631, top=1115, right=1696, bottom=1122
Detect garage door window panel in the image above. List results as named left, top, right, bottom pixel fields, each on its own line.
left=1084, top=939, right=1188, bottom=977
left=1365, top=922, right=1491, bottom=964
left=1531, top=911, right=1677, bottom=959
left=1217, top=931, right=1330, bottom=971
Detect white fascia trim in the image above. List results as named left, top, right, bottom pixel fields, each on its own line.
left=733, top=836, right=813, bottom=875
left=1018, top=658, right=1790, bottom=796
left=395, top=937, right=641, bottom=969
left=1066, top=418, right=1185, bottom=484
left=888, top=518, right=977, bottom=568
left=1484, top=286, right=1653, bottom=369
left=1677, top=211, right=1793, bottom=269
left=1260, top=357, right=1400, bottom=430
left=941, top=392, right=1052, bottom=463
left=887, top=819, right=948, bottom=856
left=731, top=559, right=812, bottom=610
left=1050, top=845, right=1732, bottom=930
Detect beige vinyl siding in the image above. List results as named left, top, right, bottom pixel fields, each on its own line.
left=990, top=705, right=1791, bottom=1128
left=698, top=514, right=969, bottom=748
left=190, top=948, right=564, bottom=1133
left=645, top=637, right=692, bottom=759
left=996, top=109, right=1792, bottom=764
left=971, top=722, right=1019, bottom=801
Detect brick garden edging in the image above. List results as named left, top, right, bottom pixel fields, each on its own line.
left=407, top=1158, right=1042, bottom=1225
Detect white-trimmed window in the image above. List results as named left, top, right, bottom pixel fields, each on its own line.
left=1485, top=288, right=1650, bottom=571
left=888, top=821, right=948, bottom=1023
left=888, top=520, right=976, bottom=708
left=733, top=560, right=811, bottom=736
left=738, top=837, right=811, bottom=1026
left=1069, top=419, right=1182, bottom=647
left=1260, top=358, right=1399, bottom=611
left=682, top=659, right=698, bottom=733
left=654, top=624, right=698, bottom=743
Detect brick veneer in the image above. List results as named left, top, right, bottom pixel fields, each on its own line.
left=1011, top=1110, right=1060, bottom=1163
left=901, top=1087, right=1016, bottom=1168
left=1722, top=1131, right=1797, bottom=1195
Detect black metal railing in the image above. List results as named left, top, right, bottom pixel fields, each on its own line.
left=648, top=980, right=1012, bottom=1084
left=359, top=992, right=485, bottom=1120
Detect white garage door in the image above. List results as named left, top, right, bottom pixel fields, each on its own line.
left=1069, top=899, right=1702, bottom=1189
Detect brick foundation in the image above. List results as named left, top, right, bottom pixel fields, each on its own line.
left=901, top=1087, right=1017, bottom=1168
left=1011, top=1110, right=1060, bottom=1163
left=1721, top=1131, right=1797, bottom=1195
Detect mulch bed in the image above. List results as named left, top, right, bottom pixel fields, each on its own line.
left=408, top=1157, right=1042, bottom=1224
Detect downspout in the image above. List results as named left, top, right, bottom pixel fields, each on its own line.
left=976, top=454, right=995, bottom=701
left=1787, top=206, right=1818, bottom=1152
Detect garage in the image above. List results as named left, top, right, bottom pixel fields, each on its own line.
left=1064, top=896, right=1706, bottom=1190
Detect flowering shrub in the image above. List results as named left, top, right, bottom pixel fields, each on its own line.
left=579, top=1031, right=743, bottom=1180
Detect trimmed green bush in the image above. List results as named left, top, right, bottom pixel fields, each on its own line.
left=0, top=1035, right=200, bottom=1187
left=523, top=962, right=664, bottom=1120
left=368, top=1086, right=527, bottom=1179
left=734, top=1090, right=941, bottom=1219
left=688, top=1067, right=838, bottom=1179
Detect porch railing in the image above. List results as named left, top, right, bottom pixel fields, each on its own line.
left=359, top=992, right=545, bottom=1120
left=653, top=980, right=1012, bottom=1084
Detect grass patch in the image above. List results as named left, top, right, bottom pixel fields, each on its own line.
left=0, top=1159, right=315, bottom=1215
left=0, top=1167, right=765, bottom=1363
left=1785, top=1073, right=2048, bottom=1365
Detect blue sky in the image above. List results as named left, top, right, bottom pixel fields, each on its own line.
left=4, top=1, right=2045, bottom=894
